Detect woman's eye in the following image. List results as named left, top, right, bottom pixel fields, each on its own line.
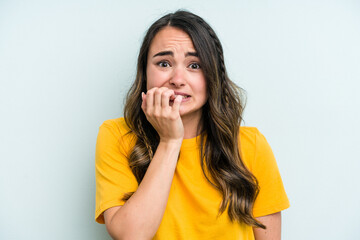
left=189, top=63, right=201, bottom=69
left=158, top=61, right=170, bottom=67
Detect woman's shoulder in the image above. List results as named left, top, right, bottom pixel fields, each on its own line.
left=239, top=126, right=262, bottom=145
left=99, top=117, right=131, bottom=135
left=238, top=126, right=268, bottom=170
left=239, top=126, right=272, bottom=150
left=97, top=117, right=136, bottom=154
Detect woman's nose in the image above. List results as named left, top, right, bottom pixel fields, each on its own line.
left=169, top=67, right=186, bottom=87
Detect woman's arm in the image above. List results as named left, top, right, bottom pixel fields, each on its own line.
left=104, top=140, right=182, bottom=240
left=103, top=88, right=184, bottom=240
left=253, top=212, right=282, bottom=240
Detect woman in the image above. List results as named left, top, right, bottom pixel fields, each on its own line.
left=95, top=10, right=289, bottom=240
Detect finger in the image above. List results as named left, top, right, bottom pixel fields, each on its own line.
left=172, top=95, right=182, bottom=114
left=154, top=88, right=164, bottom=108
left=145, top=89, right=156, bottom=115
left=162, top=89, right=175, bottom=108
left=141, top=92, right=146, bottom=111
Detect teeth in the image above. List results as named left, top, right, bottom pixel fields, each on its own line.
left=174, top=95, right=189, bottom=99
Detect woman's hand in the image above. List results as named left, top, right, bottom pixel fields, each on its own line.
left=141, top=87, right=184, bottom=142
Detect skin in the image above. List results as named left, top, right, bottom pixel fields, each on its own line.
left=144, top=26, right=207, bottom=139
left=254, top=212, right=282, bottom=240
left=103, top=26, right=282, bottom=239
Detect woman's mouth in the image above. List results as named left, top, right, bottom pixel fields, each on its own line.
left=169, top=94, right=191, bottom=103
left=174, top=95, right=190, bottom=99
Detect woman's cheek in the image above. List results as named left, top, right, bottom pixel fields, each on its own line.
left=148, top=70, right=170, bottom=89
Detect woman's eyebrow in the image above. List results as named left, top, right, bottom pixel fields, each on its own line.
left=185, top=52, right=198, bottom=57
left=153, top=51, right=173, bottom=58
left=152, top=51, right=198, bottom=58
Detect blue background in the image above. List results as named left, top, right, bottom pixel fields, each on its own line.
left=1, top=0, right=359, bottom=239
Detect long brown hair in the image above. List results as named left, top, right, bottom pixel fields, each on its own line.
left=123, top=10, right=265, bottom=229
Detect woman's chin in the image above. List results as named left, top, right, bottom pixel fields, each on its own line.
left=179, top=106, right=186, bottom=116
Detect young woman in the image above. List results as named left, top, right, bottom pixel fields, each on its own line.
left=95, top=10, right=289, bottom=240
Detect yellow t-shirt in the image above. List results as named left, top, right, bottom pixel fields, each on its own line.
left=95, top=118, right=290, bottom=239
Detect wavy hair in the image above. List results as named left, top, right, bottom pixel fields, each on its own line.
left=123, top=10, right=265, bottom=229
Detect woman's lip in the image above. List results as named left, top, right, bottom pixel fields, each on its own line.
left=180, top=96, right=191, bottom=102
left=169, top=91, right=191, bottom=103
left=174, top=95, right=190, bottom=99
left=170, top=96, right=191, bottom=102
left=174, top=91, right=190, bottom=97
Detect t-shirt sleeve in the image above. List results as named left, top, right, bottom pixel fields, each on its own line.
left=95, top=120, right=138, bottom=224
left=251, top=129, right=290, bottom=217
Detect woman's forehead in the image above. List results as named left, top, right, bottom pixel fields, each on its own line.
left=149, top=27, right=196, bottom=56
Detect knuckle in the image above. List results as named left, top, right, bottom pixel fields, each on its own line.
left=147, top=88, right=156, bottom=94
left=162, top=92, right=171, bottom=99
left=145, top=109, right=152, bottom=116
left=154, top=88, right=162, bottom=95
left=169, top=114, right=178, bottom=121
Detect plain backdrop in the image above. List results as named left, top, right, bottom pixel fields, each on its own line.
left=1, top=0, right=359, bottom=239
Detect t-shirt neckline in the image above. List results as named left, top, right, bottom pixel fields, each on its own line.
left=180, top=134, right=203, bottom=150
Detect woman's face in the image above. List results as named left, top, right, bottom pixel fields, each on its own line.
left=146, top=26, right=207, bottom=120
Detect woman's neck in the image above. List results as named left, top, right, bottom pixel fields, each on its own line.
left=181, top=114, right=203, bottom=139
